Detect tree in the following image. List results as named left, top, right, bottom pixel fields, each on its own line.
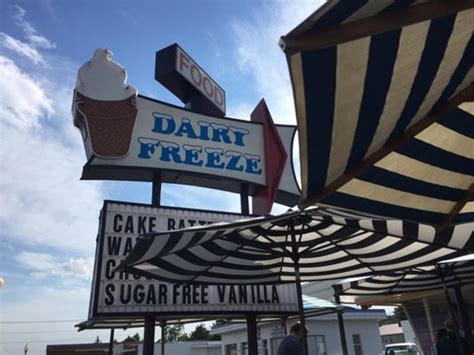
left=167, top=323, right=186, bottom=343
left=95, top=336, right=101, bottom=343
left=189, top=324, right=211, bottom=341
left=208, top=333, right=221, bottom=341
left=394, top=306, right=407, bottom=321
left=379, top=306, right=408, bottom=325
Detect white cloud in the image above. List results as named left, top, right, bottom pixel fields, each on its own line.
left=12, top=5, right=56, bottom=49
left=0, top=55, right=104, bottom=254
left=231, top=0, right=321, bottom=125
left=15, top=251, right=93, bottom=280
left=0, top=33, right=45, bottom=65
left=0, top=56, right=53, bottom=127
left=0, top=6, right=56, bottom=66
left=226, top=102, right=255, bottom=120
left=228, top=1, right=319, bottom=212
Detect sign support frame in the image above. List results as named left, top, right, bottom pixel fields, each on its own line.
left=141, top=175, right=163, bottom=355
left=108, top=328, right=114, bottom=355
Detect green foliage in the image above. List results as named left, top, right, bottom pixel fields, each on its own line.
left=189, top=324, right=211, bottom=341
left=394, top=306, right=407, bottom=321
left=379, top=306, right=407, bottom=325
left=208, top=333, right=221, bottom=341
left=167, top=323, right=186, bottom=343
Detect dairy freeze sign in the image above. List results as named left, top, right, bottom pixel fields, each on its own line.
left=126, top=99, right=263, bottom=184
left=89, top=201, right=298, bottom=317
left=73, top=49, right=299, bottom=210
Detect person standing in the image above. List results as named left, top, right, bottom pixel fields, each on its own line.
left=436, top=318, right=469, bottom=355
left=278, top=323, right=306, bottom=355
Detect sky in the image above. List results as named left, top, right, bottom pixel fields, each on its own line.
left=0, top=1, right=322, bottom=354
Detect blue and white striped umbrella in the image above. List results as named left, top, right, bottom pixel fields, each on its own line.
left=281, top=0, right=473, bottom=227
left=118, top=207, right=470, bottom=285
left=333, top=258, right=474, bottom=297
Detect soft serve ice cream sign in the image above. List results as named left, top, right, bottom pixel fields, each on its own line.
left=74, top=48, right=299, bottom=205
left=137, top=113, right=262, bottom=179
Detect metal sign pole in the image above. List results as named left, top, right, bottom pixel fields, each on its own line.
left=143, top=316, right=156, bottom=355
left=241, top=183, right=257, bottom=354
left=142, top=173, right=162, bottom=355
left=160, top=320, right=166, bottom=355
left=247, top=314, right=258, bottom=355
left=108, top=328, right=114, bottom=355
left=240, top=184, right=249, bottom=215
left=334, top=295, right=348, bottom=355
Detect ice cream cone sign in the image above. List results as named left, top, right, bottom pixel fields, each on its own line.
left=72, top=46, right=300, bottom=209
left=73, top=48, right=138, bottom=159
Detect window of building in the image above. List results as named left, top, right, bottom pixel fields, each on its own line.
left=226, top=343, right=237, bottom=355
left=261, top=339, right=269, bottom=355
left=241, top=342, right=248, bottom=355
left=353, top=334, right=363, bottom=355
left=270, top=337, right=284, bottom=355
left=308, top=335, right=327, bottom=355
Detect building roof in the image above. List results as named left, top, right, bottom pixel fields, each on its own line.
left=212, top=306, right=386, bottom=335
left=47, top=343, right=109, bottom=351
left=379, top=323, right=403, bottom=336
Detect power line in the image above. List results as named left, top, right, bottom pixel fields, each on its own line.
left=0, top=319, right=82, bottom=324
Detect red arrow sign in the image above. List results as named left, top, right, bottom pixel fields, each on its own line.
left=251, top=99, right=288, bottom=215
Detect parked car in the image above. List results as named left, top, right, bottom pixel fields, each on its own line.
left=384, top=343, right=423, bottom=355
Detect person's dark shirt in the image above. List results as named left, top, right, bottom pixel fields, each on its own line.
left=278, top=335, right=302, bottom=355
left=436, top=331, right=468, bottom=355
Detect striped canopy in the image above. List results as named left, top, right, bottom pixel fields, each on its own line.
left=333, top=258, right=474, bottom=298
left=281, top=0, right=474, bottom=226
left=118, top=208, right=471, bottom=284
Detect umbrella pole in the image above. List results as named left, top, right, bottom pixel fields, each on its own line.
left=246, top=314, right=258, bottom=355
left=290, top=219, right=308, bottom=355
left=160, top=320, right=166, bottom=355
left=454, top=286, right=473, bottom=353
left=442, top=286, right=467, bottom=355
left=294, top=262, right=308, bottom=355
left=334, top=295, right=348, bottom=355
left=422, top=297, right=437, bottom=348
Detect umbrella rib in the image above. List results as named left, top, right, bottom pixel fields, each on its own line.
left=437, top=183, right=474, bottom=231
left=185, top=224, right=282, bottom=284
left=185, top=234, right=262, bottom=284
left=324, top=232, right=378, bottom=274
left=258, top=231, right=292, bottom=255
left=299, top=229, right=369, bottom=256
left=299, top=83, right=474, bottom=209
left=277, top=223, right=290, bottom=284
left=386, top=270, right=411, bottom=295
left=310, top=210, right=468, bottom=252
left=450, top=266, right=462, bottom=287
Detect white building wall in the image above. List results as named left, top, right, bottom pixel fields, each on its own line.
left=137, top=341, right=221, bottom=355
left=400, top=319, right=417, bottom=344
left=216, top=314, right=384, bottom=355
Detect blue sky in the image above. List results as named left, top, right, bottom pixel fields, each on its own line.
left=0, top=1, right=322, bottom=354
